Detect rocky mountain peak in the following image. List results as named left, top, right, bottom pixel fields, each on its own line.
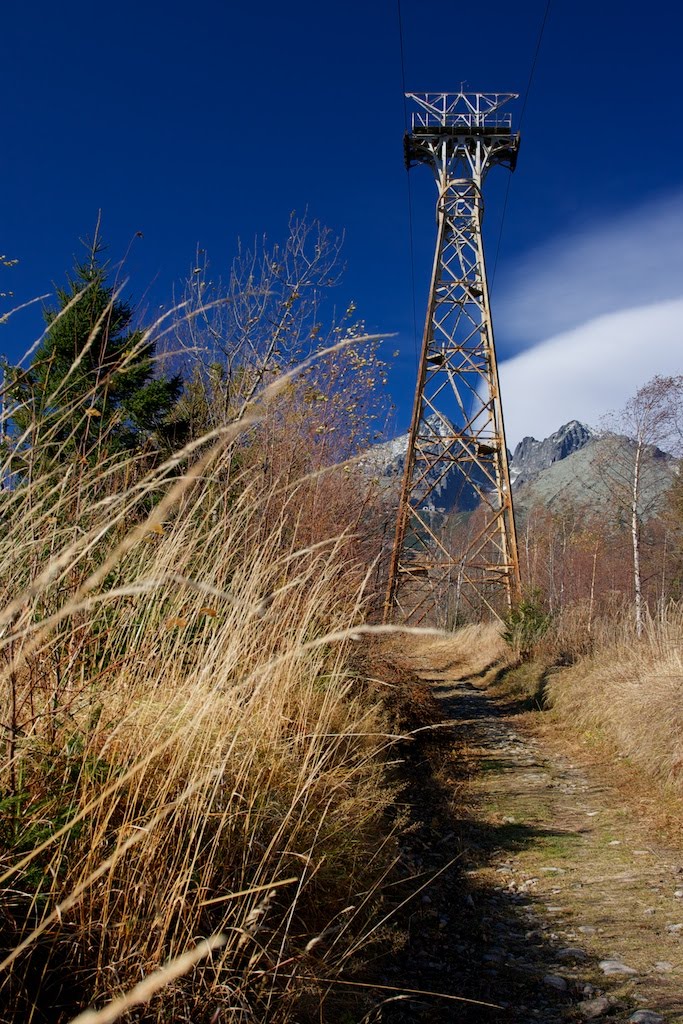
left=364, top=418, right=597, bottom=515
left=510, top=420, right=594, bottom=488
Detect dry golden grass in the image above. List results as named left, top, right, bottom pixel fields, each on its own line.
left=0, top=324, right=401, bottom=1021
left=547, top=605, right=683, bottom=792
left=377, top=622, right=510, bottom=682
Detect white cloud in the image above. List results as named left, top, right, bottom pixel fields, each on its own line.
left=494, top=189, right=683, bottom=446
left=497, top=191, right=683, bottom=347
left=499, top=299, right=683, bottom=447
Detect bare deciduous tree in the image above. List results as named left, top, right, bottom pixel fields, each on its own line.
left=171, top=214, right=346, bottom=428
left=601, top=375, right=683, bottom=635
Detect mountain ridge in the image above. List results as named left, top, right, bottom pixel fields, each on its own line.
left=366, top=417, right=595, bottom=499
left=510, top=420, right=595, bottom=488
left=365, top=418, right=677, bottom=520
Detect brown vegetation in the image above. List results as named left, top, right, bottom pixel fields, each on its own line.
left=546, top=605, right=683, bottom=794
left=0, top=236, right=403, bottom=1022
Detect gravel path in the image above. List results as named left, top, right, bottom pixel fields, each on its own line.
left=417, top=670, right=683, bottom=1023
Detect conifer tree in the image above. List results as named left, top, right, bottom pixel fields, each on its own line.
left=5, top=234, right=183, bottom=462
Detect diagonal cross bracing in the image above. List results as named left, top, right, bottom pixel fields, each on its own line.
left=384, top=92, right=521, bottom=627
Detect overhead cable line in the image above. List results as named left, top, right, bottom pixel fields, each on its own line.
left=397, top=0, right=420, bottom=371
left=490, top=0, right=553, bottom=292
left=519, top=0, right=553, bottom=127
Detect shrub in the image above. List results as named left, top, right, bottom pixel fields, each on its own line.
left=502, top=590, right=552, bottom=661
left=0, top=291, right=395, bottom=1021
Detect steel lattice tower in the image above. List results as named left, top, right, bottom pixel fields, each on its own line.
left=384, top=92, right=521, bottom=626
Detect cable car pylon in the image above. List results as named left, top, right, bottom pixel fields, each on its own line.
left=384, top=92, right=522, bottom=627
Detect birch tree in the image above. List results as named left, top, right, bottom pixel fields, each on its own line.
left=601, top=375, right=683, bottom=635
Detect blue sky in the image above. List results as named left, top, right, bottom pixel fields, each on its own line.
left=3, top=0, right=683, bottom=445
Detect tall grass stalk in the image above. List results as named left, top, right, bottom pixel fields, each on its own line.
left=0, top=309, right=400, bottom=1022
left=547, top=603, right=683, bottom=790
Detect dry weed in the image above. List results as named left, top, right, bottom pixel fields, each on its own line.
left=0, top=312, right=399, bottom=1021
left=377, top=622, right=509, bottom=680
left=547, top=605, right=683, bottom=791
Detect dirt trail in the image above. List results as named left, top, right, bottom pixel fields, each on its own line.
left=380, top=653, right=683, bottom=1024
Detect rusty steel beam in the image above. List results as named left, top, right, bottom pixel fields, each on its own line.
left=384, top=92, right=522, bottom=627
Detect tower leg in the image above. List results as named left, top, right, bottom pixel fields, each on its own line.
left=385, top=180, right=520, bottom=627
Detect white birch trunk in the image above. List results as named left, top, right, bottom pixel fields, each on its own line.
left=631, top=439, right=643, bottom=638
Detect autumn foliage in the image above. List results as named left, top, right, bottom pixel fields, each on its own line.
left=0, top=221, right=397, bottom=1023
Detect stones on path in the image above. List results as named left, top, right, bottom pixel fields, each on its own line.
left=556, top=945, right=587, bottom=961
left=542, top=973, right=568, bottom=991
left=482, top=947, right=506, bottom=964
left=432, top=676, right=682, bottom=1022
left=577, top=995, right=612, bottom=1019
left=598, top=958, right=638, bottom=975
